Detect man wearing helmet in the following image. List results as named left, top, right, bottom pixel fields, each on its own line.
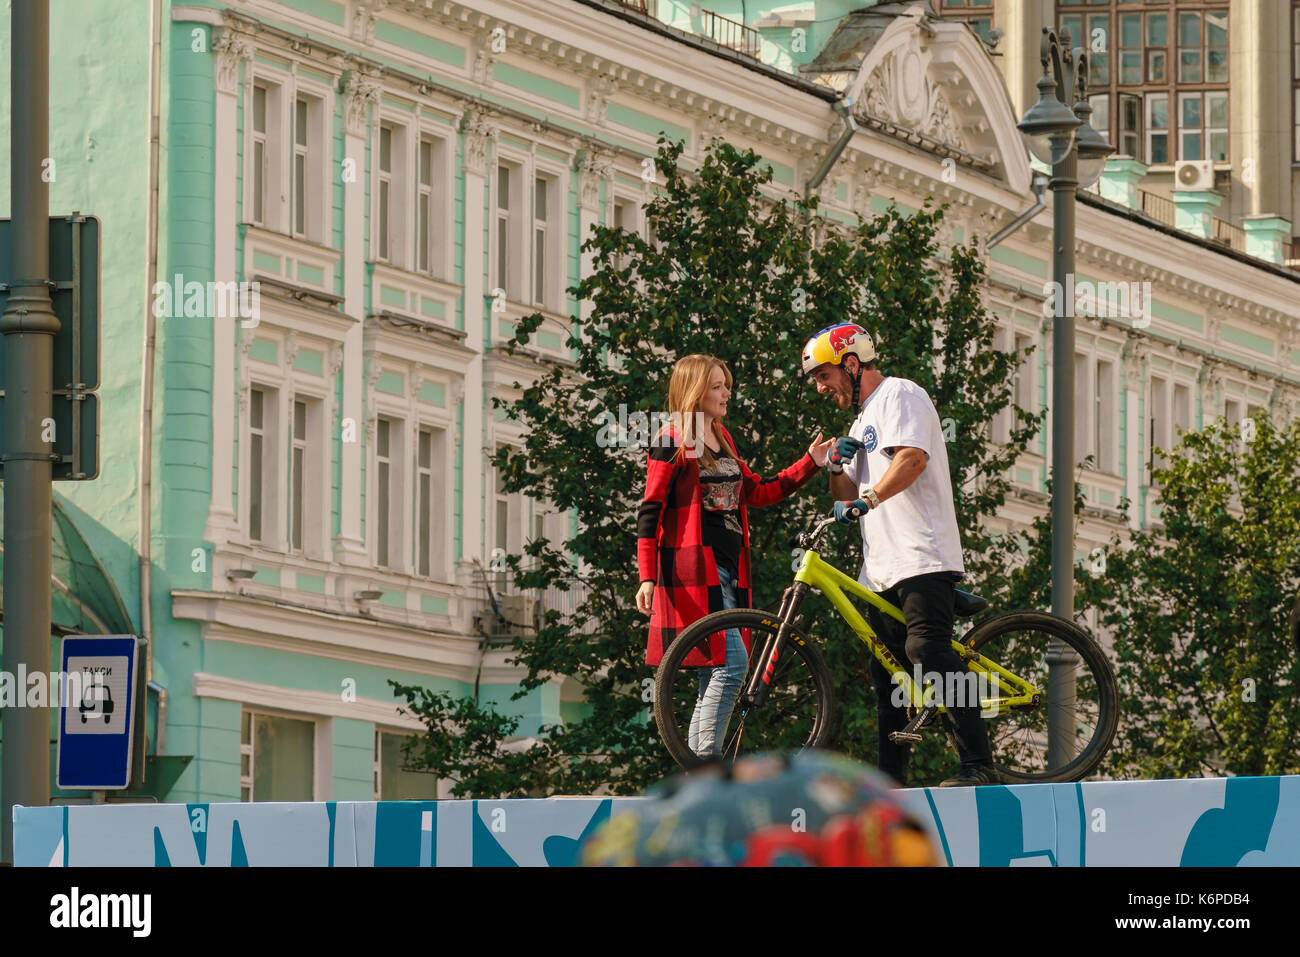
left=802, top=323, right=997, bottom=788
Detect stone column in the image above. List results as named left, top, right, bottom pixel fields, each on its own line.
left=335, top=71, right=379, bottom=566
left=458, top=110, right=493, bottom=573
left=204, top=31, right=253, bottom=545
left=1121, top=337, right=1145, bottom=529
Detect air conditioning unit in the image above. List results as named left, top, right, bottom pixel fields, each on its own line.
left=1174, top=159, right=1213, bottom=191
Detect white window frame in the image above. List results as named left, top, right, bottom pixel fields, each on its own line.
left=245, top=382, right=281, bottom=547
left=414, top=423, right=449, bottom=581
left=245, top=65, right=332, bottom=240
left=1148, top=374, right=1169, bottom=481
left=1094, top=357, right=1117, bottom=474
left=494, top=157, right=524, bottom=301
left=286, top=386, right=328, bottom=558
left=240, top=707, right=320, bottom=803
left=374, top=727, right=443, bottom=801
left=289, top=90, right=329, bottom=241
left=370, top=402, right=409, bottom=574
left=1146, top=92, right=1169, bottom=166
left=492, top=442, right=527, bottom=591
left=250, top=81, right=273, bottom=228
left=414, top=131, right=451, bottom=278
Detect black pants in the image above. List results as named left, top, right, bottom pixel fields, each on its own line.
left=865, top=571, right=992, bottom=785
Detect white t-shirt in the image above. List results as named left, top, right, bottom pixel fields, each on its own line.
left=843, top=376, right=964, bottom=591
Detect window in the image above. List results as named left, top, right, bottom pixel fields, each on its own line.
left=496, top=163, right=514, bottom=297
left=1178, top=91, right=1227, bottom=161
left=290, top=399, right=307, bottom=551
left=417, top=138, right=434, bottom=274
left=935, top=1, right=994, bottom=44
left=1146, top=13, right=1167, bottom=82
left=1117, top=93, right=1140, bottom=157
left=1095, top=359, right=1116, bottom=473
left=1118, top=12, right=1141, bottom=83
left=533, top=175, right=550, bottom=307
left=1178, top=11, right=1202, bottom=82
left=374, top=730, right=439, bottom=800
left=1089, top=93, right=1110, bottom=145
left=1014, top=333, right=1034, bottom=415
left=241, top=710, right=315, bottom=802
left=252, top=85, right=268, bottom=226
left=416, top=427, right=445, bottom=579
left=292, top=97, right=310, bottom=237
left=376, top=417, right=394, bottom=567
left=1088, top=13, right=1110, bottom=87
left=1148, top=375, right=1168, bottom=478
left=1146, top=93, right=1168, bottom=164
left=1075, top=353, right=1092, bottom=465
left=493, top=448, right=524, bottom=590
left=1224, top=397, right=1242, bottom=426
left=1173, top=383, right=1192, bottom=441
left=248, top=387, right=271, bottom=543
left=1063, top=3, right=1227, bottom=166
left=378, top=124, right=394, bottom=262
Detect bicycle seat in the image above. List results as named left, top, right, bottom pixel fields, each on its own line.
left=953, top=589, right=988, bottom=618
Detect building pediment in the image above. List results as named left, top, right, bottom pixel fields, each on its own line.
left=829, top=4, right=1029, bottom=192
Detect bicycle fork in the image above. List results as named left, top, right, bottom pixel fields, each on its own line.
left=742, top=582, right=810, bottom=710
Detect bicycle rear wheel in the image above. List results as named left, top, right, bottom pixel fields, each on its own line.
left=962, top=610, right=1119, bottom=784
left=654, top=609, right=837, bottom=770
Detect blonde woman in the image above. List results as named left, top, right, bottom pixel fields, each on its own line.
left=635, top=354, right=832, bottom=756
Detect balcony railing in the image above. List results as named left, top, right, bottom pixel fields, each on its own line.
left=1283, top=240, right=1300, bottom=273
left=700, top=8, right=761, bottom=59
left=1137, top=188, right=1175, bottom=227
left=1211, top=217, right=1246, bottom=253
left=475, top=564, right=596, bottom=638
left=611, top=0, right=657, bottom=14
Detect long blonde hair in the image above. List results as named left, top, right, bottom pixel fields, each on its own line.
left=661, top=354, right=732, bottom=467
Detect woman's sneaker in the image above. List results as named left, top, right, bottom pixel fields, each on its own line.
left=939, top=762, right=1001, bottom=787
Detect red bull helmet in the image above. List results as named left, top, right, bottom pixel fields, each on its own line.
left=801, top=323, right=876, bottom=376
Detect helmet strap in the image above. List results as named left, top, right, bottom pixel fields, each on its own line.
left=849, top=366, right=863, bottom=409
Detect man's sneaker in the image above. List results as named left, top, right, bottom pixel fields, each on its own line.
left=939, top=762, right=1001, bottom=787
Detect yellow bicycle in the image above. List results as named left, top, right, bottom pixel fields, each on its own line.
left=653, top=508, right=1119, bottom=784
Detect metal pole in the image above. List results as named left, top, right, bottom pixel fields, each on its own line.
left=1047, top=144, right=1080, bottom=770
left=1, top=0, right=57, bottom=864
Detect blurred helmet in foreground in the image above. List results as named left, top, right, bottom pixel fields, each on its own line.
left=579, top=751, right=940, bottom=866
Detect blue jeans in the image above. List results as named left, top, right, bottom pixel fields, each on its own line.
left=687, top=562, right=749, bottom=757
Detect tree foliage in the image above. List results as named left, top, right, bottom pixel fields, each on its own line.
left=1084, top=413, right=1300, bottom=778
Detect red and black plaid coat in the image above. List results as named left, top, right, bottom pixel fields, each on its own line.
left=637, top=423, right=820, bottom=667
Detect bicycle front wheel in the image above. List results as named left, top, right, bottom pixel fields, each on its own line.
left=963, top=610, right=1119, bottom=784
left=654, top=609, right=837, bottom=770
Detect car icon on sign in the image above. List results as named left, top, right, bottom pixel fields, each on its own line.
left=80, top=682, right=113, bottom=724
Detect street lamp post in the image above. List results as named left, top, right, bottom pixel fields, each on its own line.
left=1015, top=28, right=1114, bottom=771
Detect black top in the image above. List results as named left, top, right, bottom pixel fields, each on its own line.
left=699, top=443, right=744, bottom=578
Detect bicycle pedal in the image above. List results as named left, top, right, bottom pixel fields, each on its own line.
left=889, top=731, right=923, bottom=745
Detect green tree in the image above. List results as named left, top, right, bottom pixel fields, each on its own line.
left=1083, top=413, right=1300, bottom=778
left=393, top=134, right=1061, bottom=794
